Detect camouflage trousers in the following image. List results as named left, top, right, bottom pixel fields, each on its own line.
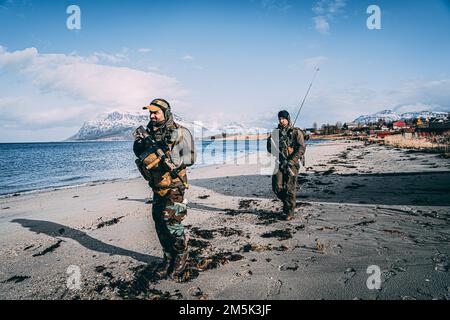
left=152, top=187, right=188, bottom=260
left=271, top=165, right=299, bottom=216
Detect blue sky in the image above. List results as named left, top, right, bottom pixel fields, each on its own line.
left=0, top=0, right=449, bottom=141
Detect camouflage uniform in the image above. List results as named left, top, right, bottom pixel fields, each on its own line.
left=133, top=99, right=196, bottom=278
left=267, top=122, right=306, bottom=219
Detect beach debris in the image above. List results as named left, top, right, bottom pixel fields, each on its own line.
left=188, top=238, right=210, bottom=249
left=23, top=244, right=34, bottom=251
left=215, top=227, right=244, bottom=237
left=317, top=226, right=338, bottom=231
left=189, top=227, right=214, bottom=240
left=12, top=193, right=20, bottom=197
left=322, top=167, right=336, bottom=175
left=198, top=195, right=210, bottom=199
left=353, top=219, right=376, bottom=227
left=315, top=239, right=325, bottom=253
left=117, top=196, right=129, bottom=201
left=32, top=240, right=63, bottom=257
left=194, top=252, right=244, bottom=271
left=72, top=196, right=79, bottom=198
left=279, top=262, right=299, bottom=271
left=2, top=207, right=11, bottom=210
left=95, top=262, right=182, bottom=299
left=338, top=267, right=356, bottom=285
left=382, top=229, right=407, bottom=237
left=189, top=287, right=208, bottom=299
left=96, top=216, right=124, bottom=229
left=345, top=183, right=365, bottom=190
left=238, top=199, right=259, bottom=210
left=260, top=229, right=293, bottom=241
left=241, top=243, right=288, bottom=253
left=2, top=275, right=30, bottom=283
left=256, top=210, right=285, bottom=225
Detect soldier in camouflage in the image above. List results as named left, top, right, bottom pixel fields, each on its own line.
left=133, top=99, right=196, bottom=280
left=267, top=110, right=306, bottom=220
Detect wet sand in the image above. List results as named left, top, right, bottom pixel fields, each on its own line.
left=0, top=141, right=449, bottom=300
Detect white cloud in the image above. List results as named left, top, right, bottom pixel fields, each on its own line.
left=304, top=78, right=450, bottom=125
left=0, top=46, right=188, bottom=130
left=138, top=48, right=152, bottom=53
left=312, top=0, right=346, bottom=34
left=313, top=16, right=330, bottom=34
left=182, top=54, right=195, bottom=61
left=91, top=51, right=127, bottom=64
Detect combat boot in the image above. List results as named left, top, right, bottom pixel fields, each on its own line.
left=154, top=253, right=174, bottom=279
left=172, top=250, right=189, bottom=281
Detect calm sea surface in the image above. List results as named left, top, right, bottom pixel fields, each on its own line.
left=0, top=140, right=323, bottom=196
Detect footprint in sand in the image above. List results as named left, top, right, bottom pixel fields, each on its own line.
left=267, top=278, right=283, bottom=297
left=338, top=268, right=356, bottom=285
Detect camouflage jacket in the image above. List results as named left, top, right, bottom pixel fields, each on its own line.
left=266, top=125, right=306, bottom=167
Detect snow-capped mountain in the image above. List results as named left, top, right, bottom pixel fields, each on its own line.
left=354, top=110, right=401, bottom=124
left=398, top=111, right=449, bottom=120
left=68, top=111, right=208, bottom=141
left=210, top=121, right=270, bottom=136
left=67, top=111, right=270, bottom=141
left=354, top=108, right=449, bottom=124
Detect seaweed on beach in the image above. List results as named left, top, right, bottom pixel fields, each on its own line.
left=189, top=227, right=243, bottom=240
left=322, top=167, right=336, bottom=175
left=96, top=216, right=124, bottom=229
left=260, top=229, right=293, bottom=241
left=32, top=240, right=63, bottom=257
left=188, top=238, right=210, bottom=249
left=214, top=227, right=244, bottom=237
left=189, top=227, right=215, bottom=239
left=241, top=243, right=289, bottom=253
left=238, top=199, right=260, bottom=210
left=2, top=275, right=30, bottom=283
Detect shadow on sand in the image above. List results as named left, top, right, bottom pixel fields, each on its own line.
left=190, top=171, right=450, bottom=206
left=11, top=219, right=158, bottom=263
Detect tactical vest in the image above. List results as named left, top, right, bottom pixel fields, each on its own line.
left=279, top=127, right=296, bottom=158
left=135, top=125, right=188, bottom=197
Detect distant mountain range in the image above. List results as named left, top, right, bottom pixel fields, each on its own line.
left=67, top=111, right=270, bottom=141
left=353, top=109, right=449, bottom=124
left=68, top=106, right=450, bottom=141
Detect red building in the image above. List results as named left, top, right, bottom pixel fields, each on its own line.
left=393, top=121, right=407, bottom=129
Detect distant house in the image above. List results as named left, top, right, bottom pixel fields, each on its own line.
left=393, top=121, right=407, bottom=130
left=344, top=122, right=359, bottom=130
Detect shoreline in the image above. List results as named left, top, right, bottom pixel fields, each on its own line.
left=1, top=140, right=449, bottom=300
left=0, top=139, right=334, bottom=199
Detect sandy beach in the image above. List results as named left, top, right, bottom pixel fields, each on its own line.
left=1, top=140, right=449, bottom=300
